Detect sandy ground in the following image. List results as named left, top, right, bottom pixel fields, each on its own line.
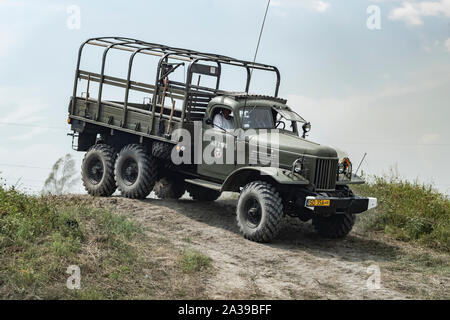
left=89, top=192, right=449, bottom=300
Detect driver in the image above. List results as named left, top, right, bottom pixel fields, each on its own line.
left=213, top=108, right=234, bottom=130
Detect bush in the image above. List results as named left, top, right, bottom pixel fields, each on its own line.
left=353, top=175, right=450, bottom=251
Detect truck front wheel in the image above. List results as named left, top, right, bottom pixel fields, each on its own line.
left=115, top=144, right=157, bottom=199
left=236, top=181, right=284, bottom=243
left=312, top=213, right=355, bottom=239
left=81, top=144, right=117, bottom=197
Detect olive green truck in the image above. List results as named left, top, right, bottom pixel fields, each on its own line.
left=68, top=37, right=377, bottom=243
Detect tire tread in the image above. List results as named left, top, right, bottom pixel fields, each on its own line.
left=236, top=181, right=284, bottom=243
left=81, top=144, right=117, bottom=197
left=115, top=144, right=157, bottom=199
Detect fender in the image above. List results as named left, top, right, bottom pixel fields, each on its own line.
left=221, top=166, right=309, bottom=192
left=336, top=173, right=366, bottom=185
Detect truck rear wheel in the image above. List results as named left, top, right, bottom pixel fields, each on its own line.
left=312, top=213, right=355, bottom=239
left=154, top=177, right=185, bottom=200
left=152, top=141, right=176, bottom=172
left=81, top=144, right=117, bottom=197
left=152, top=141, right=172, bottom=160
left=115, top=144, right=157, bottom=199
left=186, top=184, right=221, bottom=201
left=236, top=181, right=284, bottom=243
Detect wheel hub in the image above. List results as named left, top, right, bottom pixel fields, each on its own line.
left=244, top=197, right=262, bottom=228
left=122, top=158, right=138, bottom=186
left=87, top=158, right=104, bottom=185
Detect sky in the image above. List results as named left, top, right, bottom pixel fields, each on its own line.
left=0, top=0, right=449, bottom=195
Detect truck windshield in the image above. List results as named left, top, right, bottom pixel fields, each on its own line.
left=275, top=108, right=306, bottom=123
left=240, top=108, right=274, bottom=129
left=240, top=106, right=306, bottom=132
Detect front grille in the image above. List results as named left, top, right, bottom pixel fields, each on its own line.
left=314, top=158, right=338, bottom=190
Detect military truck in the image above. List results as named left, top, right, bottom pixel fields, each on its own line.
left=67, top=37, right=377, bottom=243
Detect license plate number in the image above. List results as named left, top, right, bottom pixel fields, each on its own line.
left=306, top=199, right=330, bottom=207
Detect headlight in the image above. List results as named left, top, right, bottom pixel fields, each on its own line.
left=301, top=122, right=311, bottom=138
left=302, top=122, right=311, bottom=132
left=292, top=158, right=303, bottom=174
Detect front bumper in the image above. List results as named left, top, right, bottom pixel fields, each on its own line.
left=304, top=196, right=377, bottom=215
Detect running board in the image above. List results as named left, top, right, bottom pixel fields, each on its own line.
left=184, top=179, right=222, bottom=192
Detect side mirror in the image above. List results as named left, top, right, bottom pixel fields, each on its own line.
left=205, top=118, right=212, bottom=125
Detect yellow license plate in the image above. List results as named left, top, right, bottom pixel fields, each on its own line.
left=307, top=199, right=330, bottom=207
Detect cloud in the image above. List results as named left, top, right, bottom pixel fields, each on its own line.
left=445, top=38, right=450, bottom=51
left=0, top=30, right=17, bottom=59
left=0, top=0, right=25, bottom=9
left=389, top=0, right=450, bottom=26
left=418, top=133, right=440, bottom=144
left=270, top=0, right=331, bottom=13
left=0, top=86, right=50, bottom=141
left=0, top=90, right=48, bottom=124
left=9, top=127, right=49, bottom=141
left=389, top=2, right=424, bottom=25
left=312, top=1, right=330, bottom=12
left=284, top=66, right=450, bottom=147
left=1, top=105, right=46, bottom=125
left=0, top=1, right=65, bottom=61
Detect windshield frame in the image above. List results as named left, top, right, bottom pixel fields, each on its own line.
left=273, top=107, right=306, bottom=124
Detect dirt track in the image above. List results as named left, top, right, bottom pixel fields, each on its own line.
left=91, top=193, right=449, bottom=300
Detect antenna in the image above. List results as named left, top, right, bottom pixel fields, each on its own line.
left=244, top=0, right=271, bottom=121
left=354, top=152, right=367, bottom=176
left=253, top=0, right=271, bottom=66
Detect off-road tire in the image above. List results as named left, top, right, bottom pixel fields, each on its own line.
left=152, top=141, right=173, bottom=160
left=312, top=213, right=355, bottom=239
left=186, top=184, right=221, bottom=201
left=81, top=144, right=117, bottom=197
left=152, top=141, right=176, bottom=173
left=115, top=144, right=157, bottom=199
left=236, top=181, right=284, bottom=243
left=154, top=177, right=186, bottom=200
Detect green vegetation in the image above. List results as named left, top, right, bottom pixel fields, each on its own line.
left=1, top=171, right=448, bottom=299
left=179, top=249, right=212, bottom=273
left=0, top=185, right=212, bottom=299
left=353, top=174, right=449, bottom=252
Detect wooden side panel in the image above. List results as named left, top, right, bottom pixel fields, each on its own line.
left=71, top=97, right=185, bottom=141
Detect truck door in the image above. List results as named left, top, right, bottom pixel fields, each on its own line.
left=197, top=106, right=237, bottom=181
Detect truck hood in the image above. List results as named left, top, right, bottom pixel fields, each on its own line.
left=247, top=131, right=338, bottom=158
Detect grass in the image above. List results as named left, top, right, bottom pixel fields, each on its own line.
left=1, top=171, right=447, bottom=299
left=0, top=185, right=213, bottom=299
left=179, top=249, right=212, bottom=273
left=352, top=173, right=450, bottom=252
